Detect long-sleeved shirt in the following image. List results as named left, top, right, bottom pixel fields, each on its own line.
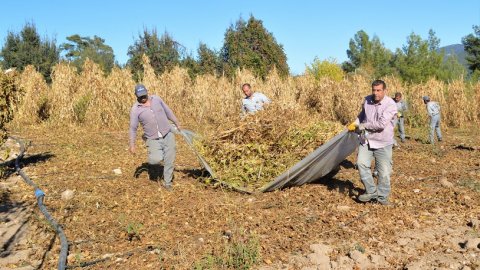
left=426, top=101, right=440, bottom=117
left=129, top=95, right=180, bottom=147
left=242, top=92, right=271, bottom=114
left=356, top=95, right=397, bottom=149
left=396, top=99, right=408, bottom=113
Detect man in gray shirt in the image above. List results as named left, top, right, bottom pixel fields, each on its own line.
left=422, top=96, right=442, bottom=144
left=394, top=92, right=408, bottom=143
left=129, top=84, right=181, bottom=191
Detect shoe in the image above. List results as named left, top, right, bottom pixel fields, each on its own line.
left=358, top=193, right=377, bottom=202
left=162, top=181, right=173, bottom=191
left=377, top=199, right=393, bottom=206
left=401, top=139, right=405, bottom=143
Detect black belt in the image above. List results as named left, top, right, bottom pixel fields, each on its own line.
left=151, top=131, right=170, bottom=140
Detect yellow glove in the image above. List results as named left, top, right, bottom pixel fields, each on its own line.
left=397, top=112, right=402, bottom=118
left=347, top=122, right=357, bottom=132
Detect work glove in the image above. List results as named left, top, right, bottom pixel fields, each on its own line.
left=357, top=124, right=366, bottom=131
left=397, top=112, right=402, bottom=118
left=347, top=122, right=357, bottom=132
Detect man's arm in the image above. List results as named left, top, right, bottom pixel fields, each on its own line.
left=159, top=98, right=180, bottom=128
left=129, top=107, right=139, bottom=152
left=363, top=103, right=397, bottom=131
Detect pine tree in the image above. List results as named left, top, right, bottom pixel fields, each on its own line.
left=462, top=25, right=480, bottom=74
left=0, top=22, right=59, bottom=82
left=220, top=15, right=289, bottom=79
left=60, top=34, right=115, bottom=74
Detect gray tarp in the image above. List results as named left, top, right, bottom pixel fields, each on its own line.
left=260, top=130, right=359, bottom=192
left=179, top=128, right=359, bottom=193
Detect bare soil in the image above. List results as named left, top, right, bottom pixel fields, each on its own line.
left=1, top=125, right=479, bottom=269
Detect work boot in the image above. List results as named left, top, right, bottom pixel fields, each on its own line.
left=377, top=197, right=393, bottom=206
left=358, top=193, right=377, bottom=202
left=162, top=181, right=173, bottom=192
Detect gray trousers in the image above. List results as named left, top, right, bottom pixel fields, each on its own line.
left=357, top=144, right=393, bottom=200
left=145, top=132, right=176, bottom=184
left=394, top=117, right=406, bottom=141
left=429, top=114, right=442, bottom=144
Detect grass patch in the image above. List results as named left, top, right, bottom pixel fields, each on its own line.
left=459, top=178, right=480, bottom=192
left=193, top=234, right=260, bottom=270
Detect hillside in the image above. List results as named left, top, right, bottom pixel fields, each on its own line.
left=440, top=44, right=468, bottom=67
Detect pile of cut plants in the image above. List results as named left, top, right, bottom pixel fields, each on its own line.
left=194, top=105, right=344, bottom=190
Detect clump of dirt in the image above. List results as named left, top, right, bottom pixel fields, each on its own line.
left=194, top=105, right=344, bottom=190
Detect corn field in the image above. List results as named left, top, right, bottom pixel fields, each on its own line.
left=9, top=57, right=480, bottom=134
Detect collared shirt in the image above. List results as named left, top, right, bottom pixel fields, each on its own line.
left=129, top=95, right=180, bottom=147
left=356, top=95, right=397, bottom=149
left=242, top=92, right=271, bottom=114
left=426, top=101, right=440, bottom=117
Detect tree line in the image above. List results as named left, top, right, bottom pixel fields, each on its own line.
left=1, top=16, right=479, bottom=84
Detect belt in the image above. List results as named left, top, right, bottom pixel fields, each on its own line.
left=151, top=131, right=170, bottom=140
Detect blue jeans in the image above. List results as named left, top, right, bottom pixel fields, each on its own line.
left=357, top=144, right=393, bottom=200
left=394, top=117, right=406, bottom=141
left=145, top=132, right=176, bottom=185
left=429, top=114, right=442, bottom=144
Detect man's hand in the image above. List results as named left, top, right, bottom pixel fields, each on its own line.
left=357, top=124, right=366, bottom=131
left=129, top=146, right=136, bottom=154
left=347, top=122, right=357, bottom=132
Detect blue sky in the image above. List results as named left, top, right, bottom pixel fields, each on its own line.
left=1, top=1, right=479, bottom=75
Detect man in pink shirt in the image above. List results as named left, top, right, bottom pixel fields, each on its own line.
left=349, top=80, right=397, bottom=205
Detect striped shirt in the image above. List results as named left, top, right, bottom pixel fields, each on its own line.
left=356, top=95, right=397, bottom=149
left=129, top=95, right=180, bottom=147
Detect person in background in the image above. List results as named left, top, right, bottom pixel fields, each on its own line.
left=241, top=83, right=271, bottom=114
left=422, top=96, right=442, bottom=144
left=347, top=80, right=397, bottom=205
left=129, top=84, right=181, bottom=191
left=394, top=92, right=408, bottom=143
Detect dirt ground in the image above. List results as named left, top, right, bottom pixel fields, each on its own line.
left=1, top=124, right=479, bottom=269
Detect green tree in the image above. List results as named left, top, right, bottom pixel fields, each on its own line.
left=394, top=30, right=444, bottom=83
left=220, top=15, right=289, bottom=79
left=0, top=22, right=59, bottom=82
left=197, top=42, right=220, bottom=76
left=437, top=54, right=466, bottom=82
left=127, top=28, right=184, bottom=80
left=60, top=34, right=115, bottom=74
left=462, top=25, right=480, bottom=74
left=342, top=30, right=394, bottom=78
left=181, top=54, right=200, bottom=80
left=306, top=57, right=344, bottom=82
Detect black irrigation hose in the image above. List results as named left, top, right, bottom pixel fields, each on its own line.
left=12, top=137, right=69, bottom=270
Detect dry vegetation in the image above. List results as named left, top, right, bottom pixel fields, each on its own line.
left=11, top=58, right=480, bottom=133
left=194, top=105, right=344, bottom=190
left=9, top=57, right=480, bottom=188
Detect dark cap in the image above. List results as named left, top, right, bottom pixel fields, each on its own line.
left=422, top=96, right=430, bottom=102
left=134, top=84, right=148, bottom=97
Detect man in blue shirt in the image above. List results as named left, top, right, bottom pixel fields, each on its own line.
left=241, top=83, right=271, bottom=114
left=129, top=84, right=181, bottom=191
